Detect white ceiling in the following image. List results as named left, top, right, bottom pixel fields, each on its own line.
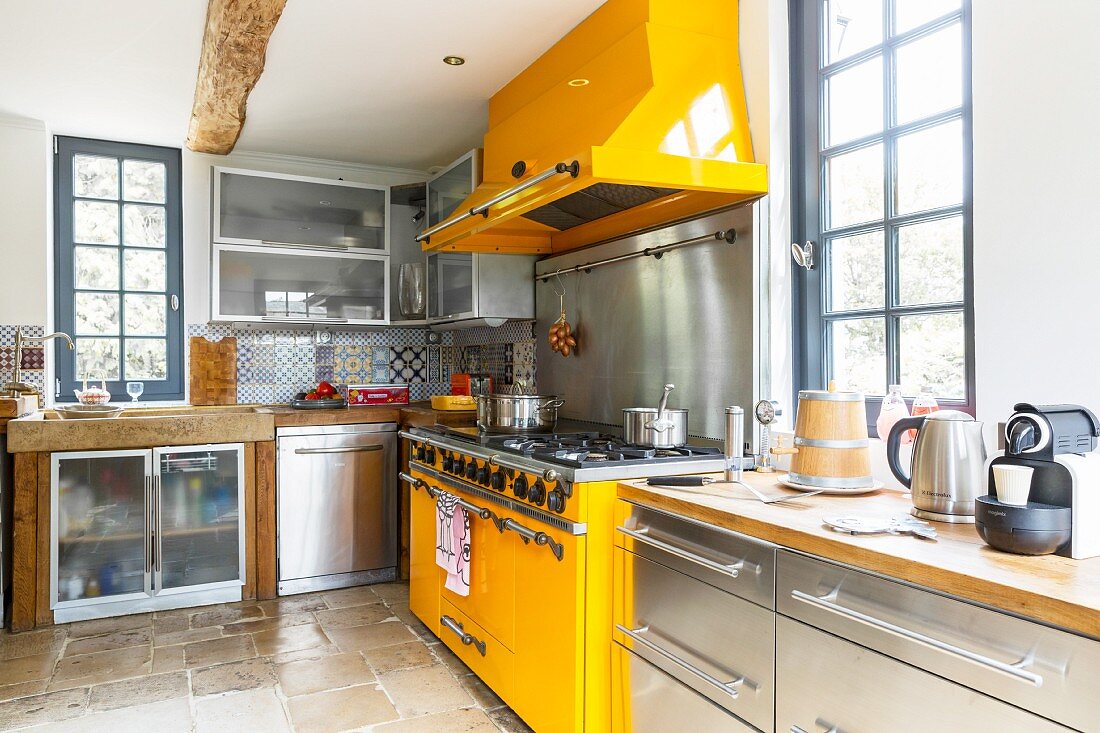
left=0, top=0, right=605, bottom=171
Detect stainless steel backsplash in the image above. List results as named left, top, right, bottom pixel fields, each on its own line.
left=535, top=204, right=759, bottom=441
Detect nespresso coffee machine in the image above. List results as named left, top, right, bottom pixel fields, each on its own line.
left=976, top=403, right=1100, bottom=557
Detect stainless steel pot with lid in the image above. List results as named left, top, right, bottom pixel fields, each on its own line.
left=623, top=384, right=689, bottom=448
left=477, top=394, right=565, bottom=434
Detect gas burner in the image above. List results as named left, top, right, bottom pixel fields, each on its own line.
left=585, top=452, right=610, bottom=462
left=654, top=449, right=687, bottom=457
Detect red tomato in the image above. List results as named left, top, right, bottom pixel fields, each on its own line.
left=305, top=392, right=320, bottom=400
left=316, top=381, right=336, bottom=398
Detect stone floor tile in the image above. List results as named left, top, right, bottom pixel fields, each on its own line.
left=373, top=582, right=411, bottom=605
left=151, top=615, right=190, bottom=636
left=373, top=707, right=502, bottom=733
left=183, top=633, right=257, bottom=669
left=251, top=623, right=330, bottom=656
left=487, top=707, right=535, bottom=733
left=430, top=641, right=473, bottom=677
left=361, top=640, right=436, bottom=674
left=87, top=671, right=189, bottom=712
left=0, top=687, right=88, bottom=731
left=64, top=627, right=152, bottom=657
left=153, top=626, right=221, bottom=648
left=189, top=604, right=263, bottom=629
left=458, top=672, right=505, bottom=710
left=191, top=657, right=277, bottom=697
left=257, top=593, right=329, bottom=616
left=221, top=611, right=316, bottom=636
left=313, top=602, right=394, bottom=629
left=0, top=651, right=58, bottom=687
left=0, top=680, right=47, bottom=704
left=0, top=627, right=67, bottom=662
left=275, top=652, right=375, bottom=698
left=66, top=614, right=152, bottom=639
left=319, top=585, right=380, bottom=609
left=380, top=664, right=475, bottom=718
left=49, top=645, right=151, bottom=691
left=326, top=619, right=416, bottom=653
left=194, top=687, right=292, bottom=733
left=286, top=683, right=398, bottom=733
left=265, top=643, right=342, bottom=665
left=150, top=645, right=186, bottom=674
left=44, top=698, right=192, bottom=733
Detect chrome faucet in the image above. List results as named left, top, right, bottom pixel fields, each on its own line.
left=3, top=329, right=74, bottom=396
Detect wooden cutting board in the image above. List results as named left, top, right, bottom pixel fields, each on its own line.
left=0, top=395, right=37, bottom=418
left=189, top=336, right=237, bottom=405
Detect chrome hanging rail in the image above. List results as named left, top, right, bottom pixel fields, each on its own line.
left=534, top=228, right=737, bottom=282
left=415, top=160, right=580, bottom=244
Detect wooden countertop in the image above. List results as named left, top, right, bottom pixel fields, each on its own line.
left=618, top=472, right=1100, bottom=639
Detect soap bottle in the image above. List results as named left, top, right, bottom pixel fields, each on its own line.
left=910, top=386, right=940, bottom=441
left=876, top=384, right=910, bottom=443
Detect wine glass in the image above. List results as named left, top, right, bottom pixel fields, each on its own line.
left=126, top=382, right=144, bottom=403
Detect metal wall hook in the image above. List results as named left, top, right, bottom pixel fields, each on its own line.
left=791, top=241, right=815, bottom=270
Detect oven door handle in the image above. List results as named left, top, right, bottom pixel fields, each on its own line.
left=293, top=445, right=382, bottom=455
left=616, top=525, right=742, bottom=578
left=399, top=472, right=437, bottom=498
left=501, top=518, right=564, bottom=561
left=441, top=615, right=487, bottom=656
left=616, top=624, right=757, bottom=698
left=400, top=473, right=498, bottom=523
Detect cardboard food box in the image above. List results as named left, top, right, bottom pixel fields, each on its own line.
left=347, top=384, right=410, bottom=405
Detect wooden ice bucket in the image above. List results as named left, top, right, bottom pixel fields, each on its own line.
left=789, top=389, right=874, bottom=489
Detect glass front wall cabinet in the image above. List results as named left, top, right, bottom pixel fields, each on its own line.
left=214, top=168, right=389, bottom=251
left=51, top=444, right=245, bottom=622
left=426, top=149, right=480, bottom=229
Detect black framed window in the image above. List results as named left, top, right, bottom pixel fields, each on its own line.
left=54, top=137, right=184, bottom=402
left=792, top=0, right=974, bottom=423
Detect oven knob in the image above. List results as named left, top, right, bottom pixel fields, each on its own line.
left=490, top=470, right=506, bottom=491
left=442, top=454, right=454, bottom=472
left=453, top=457, right=466, bottom=475
left=425, top=447, right=436, bottom=464
left=512, top=474, right=529, bottom=499
left=465, top=460, right=478, bottom=480
left=528, top=480, right=547, bottom=506
left=476, top=465, right=490, bottom=485
left=547, top=489, right=566, bottom=514
left=414, top=445, right=425, bottom=462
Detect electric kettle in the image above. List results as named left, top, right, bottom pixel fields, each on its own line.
left=886, top=410, right=987, bottom=523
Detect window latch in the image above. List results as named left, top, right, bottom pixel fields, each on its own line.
left=170, top=294, right=179, bottom=312
left=791, top=241, right=815, bottom=271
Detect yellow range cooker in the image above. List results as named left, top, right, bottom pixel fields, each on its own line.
left=399, top=427, right=726, bottom=732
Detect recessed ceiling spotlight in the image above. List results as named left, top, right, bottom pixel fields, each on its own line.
left=443, top=55, right=466, bottom=66
left=568, top=78, right=590, bottom=87
left=319, top=200, right=331, bottom=206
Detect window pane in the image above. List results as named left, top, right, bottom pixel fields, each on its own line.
left=894, top=0, right=960, bottom=34
left=76, top=338, right=120, bottom=381
left=825, top=55, right=883, bottom=147
left=123, top=204, right=166, bottom=247
left=74, top=293, right=119, bottom=335
left=74, top=155, right=118, bottom=199
left=824, top=0, right=882, bottom=64
left=899, top=311, right=965, bottom=398
left=898, top=216, right=964, bottom=305
left=830, top=317, right=886, bottom=395
left=124, top=294, right=166, bottom=336
left=826, top=143, right=883, bottom=229
left=74, top=200, right=119, bottom=245
left=827, top=230, right=884, bottom=311
left=74, top=247, right=119, bottom=290
left=123, top=160, right=166, bottom=203
left=125, top=339, right=167, bottom=380
left=896, top=24, right=962, bottom=125
left=895, top=119, right=963, bottom=215
left=124, top=249, right=166, bottom=292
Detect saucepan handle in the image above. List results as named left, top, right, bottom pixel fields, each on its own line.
left=538, top=399, right=566, bottom=411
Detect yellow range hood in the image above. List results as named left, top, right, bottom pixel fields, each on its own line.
left=418, top=0, right=767, bottom=255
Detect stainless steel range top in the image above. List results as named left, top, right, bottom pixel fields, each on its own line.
left=403, top=425, right=728, bottom=483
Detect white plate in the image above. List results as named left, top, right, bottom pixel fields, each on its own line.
left=777, top=474, right=883, bottom=495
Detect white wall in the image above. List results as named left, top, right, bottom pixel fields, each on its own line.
left=0, top=115, right=51, bottom=326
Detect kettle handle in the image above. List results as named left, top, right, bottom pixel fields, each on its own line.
left=886, top=416, right=927, bottom=489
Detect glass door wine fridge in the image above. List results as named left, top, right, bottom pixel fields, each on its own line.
left=51, top=443, right=245, bottom=622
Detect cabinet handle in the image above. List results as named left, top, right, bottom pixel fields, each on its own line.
left=616, top=624, right=757, bottom=698
left=260, top=316, right=349, bottom=324
left=260, top=241, right=351, bottom=251
left=501, top=518, right=564, bottom=561
left=790, top=720, right=841, bottom=733
left=293, top=445, right=382, bottom=455
left=441, top=615, right=486, bottom=656
left=144, top=475, right=152, bottom=574
left=790, top=589, right=1044, bottom=687
left=153, top=474, right=162, bottom=573
left=616, top=525, right=742, bottom=578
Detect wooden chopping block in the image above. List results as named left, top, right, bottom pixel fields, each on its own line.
left=189, top=336, right=238, bottom=405
left=0, top=395, right=37, bottom=418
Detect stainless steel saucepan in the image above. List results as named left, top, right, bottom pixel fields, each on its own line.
left=623, top=384, right=688, bottom=448
left=477, top=394, right=565, bottom=434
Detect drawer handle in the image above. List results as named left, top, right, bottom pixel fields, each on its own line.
left=616, top=624, right=758, bottom=698
left=501, top=518, right=565, bottom=561
left=293, top=445, right=382, bottom=455
left=791, top=721, right=841, bottom=733
left=441, top=615, right=487, bottom=656
left=790, top=589, right=1044, bottom=688
left=616, top=526, right=742, bottom=578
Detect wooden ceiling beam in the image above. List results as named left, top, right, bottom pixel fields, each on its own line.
left=186, top=0, right=287, bottom=155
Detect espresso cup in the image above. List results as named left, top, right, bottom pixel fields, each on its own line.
left=993, top=464, right=1034, bottom=506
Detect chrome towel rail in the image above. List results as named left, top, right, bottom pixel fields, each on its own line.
left=534, top=228, right=737, bottom=282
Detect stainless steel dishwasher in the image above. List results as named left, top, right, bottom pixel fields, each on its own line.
left=276, top=423, right=397, bottom=595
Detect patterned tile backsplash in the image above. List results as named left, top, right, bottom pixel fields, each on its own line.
left=0, top=325, right=46, bottom=394
left=188, top=321, right=537, bottom=404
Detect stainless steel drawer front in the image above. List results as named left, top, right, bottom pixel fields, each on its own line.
left=776, top=616, right=1069, bottom=733
left=616, top=550, right=774, bottom=730
left=777, top=550, right=1098, bottom=731
left=614, top=644, right=757, bottom=733
left=619, top=501, right=776, bottom=607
